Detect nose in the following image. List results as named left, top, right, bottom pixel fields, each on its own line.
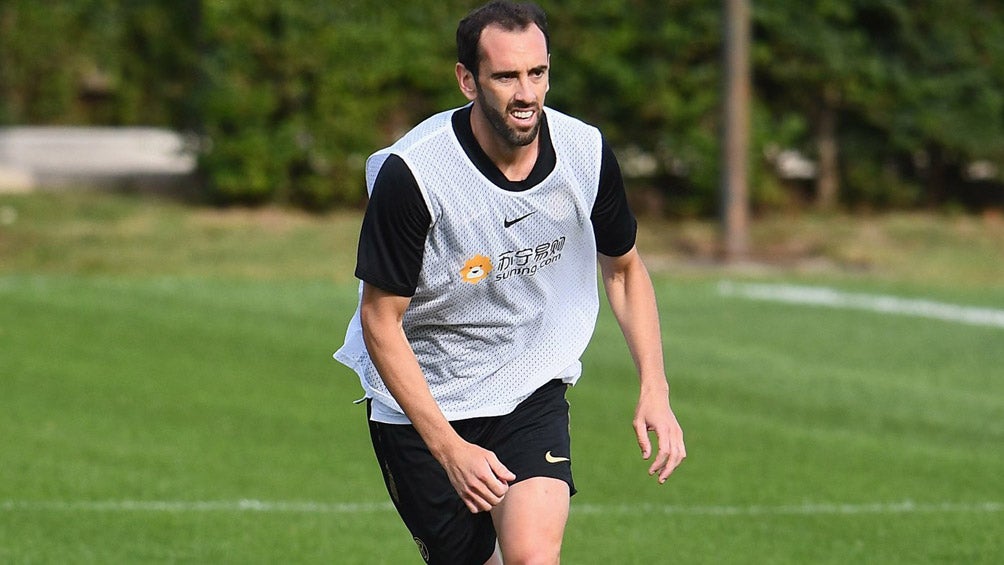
left=514, top=75, right=535, bottom=103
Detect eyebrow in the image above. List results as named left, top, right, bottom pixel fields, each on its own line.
left=489, top=65, right=549, bottom=80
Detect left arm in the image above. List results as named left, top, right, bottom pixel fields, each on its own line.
left=598, top=246, right=686, bottom=483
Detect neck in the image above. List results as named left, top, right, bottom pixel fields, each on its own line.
left=470, top=102, right=539, bottom=182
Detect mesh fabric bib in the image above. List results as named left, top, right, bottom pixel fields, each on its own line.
left=336, top=105, right=602, bottom=423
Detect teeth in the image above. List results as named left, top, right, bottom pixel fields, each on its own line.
left=513, top=110, right=533, bottom=119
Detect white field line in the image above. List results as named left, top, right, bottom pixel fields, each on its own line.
left=1, top=499, right=1000, bottom=516
left=718, top=281, right=1004, bottom=329
left=574, top=501, right=1003, bottom=516
left=0, top=500, right=394, bottom=514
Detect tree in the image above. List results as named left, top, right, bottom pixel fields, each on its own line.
left=0, top=1, right=112, bottom=124
left=4, top=0, right=1001, bottom=213
left=195, top=0, right=473, bottom=208
left=753, top=0, right=877, bottom=211
left=754, top=0, right=1004, bottom=210
left=546, top=0, right=723, bottom=216
left=859, top=1, right=1004, bottom=206
left=0, top=0, right=198, bottom=127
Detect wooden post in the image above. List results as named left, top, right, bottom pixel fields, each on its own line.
left=721, top=0, right=751, bottom=262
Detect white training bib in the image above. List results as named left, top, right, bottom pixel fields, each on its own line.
left=336, top=105, right=602, bottom=423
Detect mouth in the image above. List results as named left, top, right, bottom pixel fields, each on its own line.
left=510, top=106, right=537, bottom=126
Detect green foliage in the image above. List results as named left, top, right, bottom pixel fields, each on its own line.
left=546, top=1, right=723, bottom=214
left=0, top=1, right=108, bottom=124
left=1, top=0, right=1003, bottom=212
left=193, top=0, right=473, bottom=208
left=0, top=0, right=197, bottom=126
left=755, top=0, right=1004, bottom=208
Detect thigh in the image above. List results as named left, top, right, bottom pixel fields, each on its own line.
left=368, top=412, right=497, bottom=565
left=491, top=476, right=569, bottom=564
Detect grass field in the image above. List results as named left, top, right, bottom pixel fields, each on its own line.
left=1, top=192, right=1002, bottom=563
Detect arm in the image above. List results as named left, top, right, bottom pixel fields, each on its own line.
left=598, top=247, right=686, bottom=482
left=360, top=282, right=515, bottom=512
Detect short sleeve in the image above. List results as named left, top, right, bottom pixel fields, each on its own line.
left=591, top=140, right=637, bottom=256
left=355, top=154, right=432, bottom=296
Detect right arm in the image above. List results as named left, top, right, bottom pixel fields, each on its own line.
left=356, top=155, right=513, bottom=512
left=360, top=283, right=514, bottom=513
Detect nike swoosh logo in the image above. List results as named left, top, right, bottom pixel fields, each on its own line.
left=504, top=211, right=537, bottom=228
left=545, top=451, right=570, bottom=464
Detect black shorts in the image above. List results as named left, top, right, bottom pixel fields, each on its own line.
left=368, top=379, right=575, bottom=565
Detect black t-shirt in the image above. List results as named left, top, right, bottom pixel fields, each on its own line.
left=355, top=106, right=637, bottom=297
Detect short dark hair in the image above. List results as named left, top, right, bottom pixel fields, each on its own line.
left=456, top=1, right=549, bottom=78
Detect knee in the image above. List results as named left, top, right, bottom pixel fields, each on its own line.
left=499, top=542, right=561, bottom=565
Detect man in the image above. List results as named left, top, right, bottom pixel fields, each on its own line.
left=335, top=2, right=685, bottom=563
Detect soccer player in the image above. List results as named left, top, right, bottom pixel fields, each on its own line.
left=335, top=2, right=685, bottom=563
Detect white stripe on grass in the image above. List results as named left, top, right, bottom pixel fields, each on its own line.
left=574, top=501, right=1003, bottom=516
left=0, top=500, right=394, bottom=513
left=718, top=281, right=1004, bottom=329
left=2, top=499, right=1000, bottom=516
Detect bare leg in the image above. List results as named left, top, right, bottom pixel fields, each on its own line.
left=490, top=477, right=570, bottom=564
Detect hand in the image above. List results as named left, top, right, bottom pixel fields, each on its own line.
left=633, top=386, right=686, bottom=483
left=437, top=440, right=516, bottom=513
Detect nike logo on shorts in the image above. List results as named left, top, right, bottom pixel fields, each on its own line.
left=545, top=451, right=570, bottom=464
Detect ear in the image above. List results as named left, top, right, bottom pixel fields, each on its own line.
left=456, top=63, right=478, bottom=101
left=546, top=53, right=551, bottom=92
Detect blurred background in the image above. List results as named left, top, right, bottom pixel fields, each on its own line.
left=2, top=0, right=1002, bottom=221
left=2, top=2, right=1003, bottom=563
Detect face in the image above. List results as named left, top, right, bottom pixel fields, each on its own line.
left=458, top=24, right=550, bottom=148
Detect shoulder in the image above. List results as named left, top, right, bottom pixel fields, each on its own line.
left=372, top=154, right=417, bottom=190
left=543, top=107, right=601, bottom=139
left=366, top=107, right=466, bottom=190
left=543, top=107, right=603, bottom=164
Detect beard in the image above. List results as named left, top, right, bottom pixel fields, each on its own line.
left=476, top=86, right=541, bottom=147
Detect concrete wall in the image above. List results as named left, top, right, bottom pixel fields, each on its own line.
left=0, top=127, right=197, bottom=193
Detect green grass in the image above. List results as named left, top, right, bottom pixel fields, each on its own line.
left=1, top=192, right=1002, bottom=563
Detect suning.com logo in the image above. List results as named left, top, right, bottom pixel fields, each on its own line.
left=459, top=236, right=565, bottom=284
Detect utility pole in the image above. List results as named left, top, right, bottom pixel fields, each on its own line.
left=721, top=0, right=751, bottom=262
